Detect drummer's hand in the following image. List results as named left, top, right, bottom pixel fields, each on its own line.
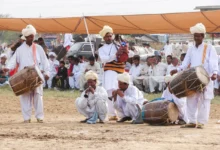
left=117, top=89, right=124, bottom=98
left=56, top=75, right=59, bottom=79
left=217, top=75, right=220, bottom=82
left=211, top=74, right=217, bottom=81
left=44, top=74, right=49, bottom=80
left=3, top=68, right=9, bottom=73
left=143, top=101, right=148, bottom=105
left=170, top=69, right=178, bottom=75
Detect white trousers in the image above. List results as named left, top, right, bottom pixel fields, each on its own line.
left=20, top=92, right=44, bottom=120
left=149, top=76, right=164, bottom=92
left=107, top=90, right=117, bottom=117
left=133, top=78, right=144, bottom=91
left=47, top=74, right=56, bottom=88
left=173, top=96, right=188, bottom=122
left=79, top=74, right=86, bottom=90
left=69, top=76, right=74, bottom=89
left=114, top=97, right=138, bottom=120
left=187, top=93, right=211, bottom=124
left=75, top=97, right=107, bottom=121
left=73, top=73, right=81, bottom=89
left=162, top=88, right=188, bottom=122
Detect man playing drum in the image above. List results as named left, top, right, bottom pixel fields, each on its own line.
left=171, top=23, right=218, bottom=129
left=4, top=25, right=50, bottom=123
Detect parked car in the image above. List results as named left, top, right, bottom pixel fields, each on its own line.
left=66, top=42, right=95, bottom=59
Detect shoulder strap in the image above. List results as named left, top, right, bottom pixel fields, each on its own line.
left=202, top=44, right=208, bottom=64
left=32, top=43, right=37, bottom=65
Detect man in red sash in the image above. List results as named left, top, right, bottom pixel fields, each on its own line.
left=4, top=25, right=50, bottom=123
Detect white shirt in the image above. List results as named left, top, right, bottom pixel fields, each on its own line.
left=166, top=64, right=178, bottom=75
left=153, top=63, right=167, bottom=76
left=99, top=43, right=117, bottom=64
left=140, top=64, right=152, bottom=76
left=63, top=33, right=74, bottom=48
left=7, top=43, right=50, bottom=76
left=164, top=44, right=173, bottom=56
left=116, top=85, right=146, bottom=106
left=84, top=62, right=101, bottom=74
left=177, top=42, right=218, bottom=76
left=72, top=63, right=81, bottom=75
left=49, top=59, right=59, bottom=76
left=99, top=43, right=134, bottom=64
left=129, top=64, right=142, bottom=78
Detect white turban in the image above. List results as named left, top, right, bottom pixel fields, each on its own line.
left=22, top=25, right=37, bottom=37
left=21, top=35, right=26, bottom=40
left=117, top=72, right=130, bottom=84
left=0, top=53, right=7, bottom=58
left=99, top=25, right=113, bottom=38
left=190, top=23, right=206, bottom=34
left=49, top=52, right=57, bottom=57
left=85, top=71, right=99, bottom=85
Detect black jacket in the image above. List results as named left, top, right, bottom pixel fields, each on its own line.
left=57, top=67, right=68, bottom=79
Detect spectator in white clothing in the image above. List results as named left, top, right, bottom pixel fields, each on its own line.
left=129, top=55, right=142, bottom=83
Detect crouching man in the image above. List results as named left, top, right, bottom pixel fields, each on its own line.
left=113, top=72, right=148, bottom=124
left=75, top=71, right=108, bottom=124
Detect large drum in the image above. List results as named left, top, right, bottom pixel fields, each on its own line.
left=9, top=66, right=44, bottom=96
left=142, top=99, right=179, bottom=125
left=169, top=66, right=210, bottom=98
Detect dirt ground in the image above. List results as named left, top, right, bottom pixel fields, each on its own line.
left=1, top=88, right=220, bottom=150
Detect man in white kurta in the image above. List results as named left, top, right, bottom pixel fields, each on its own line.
left=133, top=56, right=153, bottom=92
left=166, top=57, right=179, bottom=75
left=148, top=56, right=167, bottom=93
left=113, top=72, right=147, bottom=124
left=129, top=55, right=142, bottom=84
left=98, top=26, right=134, bottom=120
left=46, top=52, right=59, bottom=89
left=163, top=41, right=173, bottom=57
left=171, top=23, right=218, bottom=128
left=4, top=25, right=50, bottom=123
left=72, top=57, right=82, bottom=89
left=75, top=71, right=108, bottom=124
left=79, top=56, right=101, bottom=91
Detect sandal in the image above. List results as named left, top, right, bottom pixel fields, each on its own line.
left=180, top=123, right=196, bottom=128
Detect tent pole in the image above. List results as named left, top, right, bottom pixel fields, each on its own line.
left=83, top=16, right=95, bottom=57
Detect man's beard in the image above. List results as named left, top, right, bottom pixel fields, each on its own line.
left=106, top=40, right=112, bottom=44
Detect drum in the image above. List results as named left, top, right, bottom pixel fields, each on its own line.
left=142, top=99, right=179, bottom=125
left=169, top=66, right=210, bottom=98
left=9, top=66, right=44, bottom=96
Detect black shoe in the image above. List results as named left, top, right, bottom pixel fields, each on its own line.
left=80, top=118, right=90, bottom=123
left=117, top=117, right=132, bottom=123
left=178, top=119, right=186, bottom=125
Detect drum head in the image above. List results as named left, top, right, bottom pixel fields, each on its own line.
left=167, top=102, right=179, bottom=122
left=195, top=66, right=210, bottom=86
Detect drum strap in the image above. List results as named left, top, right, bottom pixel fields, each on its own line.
left=202, top=44, right=208, bottom=64
left=14, top=43, right=37, bottom=74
